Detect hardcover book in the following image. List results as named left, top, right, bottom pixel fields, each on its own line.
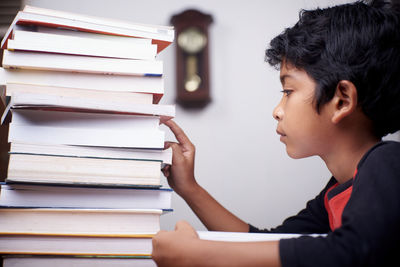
left=2, top=50, right=163, bottom=76
left=7, top=30, right=158, bottom=60
left=2, top=255, right=156, bottom=267
left=0, top=183, right=173, bottom=210
left=2, top=255, right=157, bottom=267
left=8, top=109, right=165, bottom=148
left=0, top=208, right=162, bottom=235
left=1, top=5, right=174, bottom=52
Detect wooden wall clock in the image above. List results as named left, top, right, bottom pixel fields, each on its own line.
left=170, top=9, right=213, bottom=108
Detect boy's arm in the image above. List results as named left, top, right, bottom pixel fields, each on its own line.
left=182, top=180, right=250, bottom=232
left=152, top=220, right=281, bottom=267
left=163, top=120, right=249, bottom=232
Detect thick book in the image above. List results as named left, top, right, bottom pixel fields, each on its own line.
left=6, top=153, right=162, bottom=186
left=5, top=91, right=175, bottom=121
left=0, top=234, right=154, bottom=256
left=0, top=208, right=162, bottom=235
left=10, top=142, right=172, bottom=165
left=7, top=30, right=158, bottom=60
left=0, top=83, right=154, bottom=108
left=0, top=68, right=165, bottom=102
left=8, top=109, right=165, bottom=149
left=2, top=255, right=156, bottom=267
left=2, top=50, right=163, bottom=76
left=0, top=183, right=173, bottom=210
left=1, top=5, right=174, bottom=53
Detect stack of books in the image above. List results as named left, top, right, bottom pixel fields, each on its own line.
left=0, top=5, right=174, bottom=267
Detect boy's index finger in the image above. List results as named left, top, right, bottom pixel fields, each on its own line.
left=163, top=120, right=193, bottom=148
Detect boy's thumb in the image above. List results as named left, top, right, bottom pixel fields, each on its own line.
left=167, top=142, right=185, bottom=161
left=175, top=220, right=198, bottom=237
left=175, top=220, right=191, bottom=230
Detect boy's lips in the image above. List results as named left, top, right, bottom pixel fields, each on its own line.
left=276, top=129, right=286, bottom=136
left=276, top=129, right=287, bottom=142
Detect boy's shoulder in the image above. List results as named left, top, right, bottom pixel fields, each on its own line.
left=353, top=141, right=400, bottom=190
left=359, top=140, right=400, bottom=170
left=370, top=140, right=400, bottom=154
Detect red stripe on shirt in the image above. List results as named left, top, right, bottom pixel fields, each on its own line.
left=324, top=169, right=358, bottom=231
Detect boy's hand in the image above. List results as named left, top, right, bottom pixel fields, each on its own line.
left=152, top=220, right=199, bottom=267
left=153, top=221, right=282, bottom=267
left=162, top=120, right=198, bottom=198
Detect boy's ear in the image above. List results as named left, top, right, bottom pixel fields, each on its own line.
left=331, top=80, right=358, bottom=124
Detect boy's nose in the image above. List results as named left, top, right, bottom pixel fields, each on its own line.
left=273, top=103, right=284, bottom=121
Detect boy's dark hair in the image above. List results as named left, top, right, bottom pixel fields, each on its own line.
left=265, top=0, right=400, bottom=138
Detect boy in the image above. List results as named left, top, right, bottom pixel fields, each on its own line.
left=152, top=0, right=400, bottom=266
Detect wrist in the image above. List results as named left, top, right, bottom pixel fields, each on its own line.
left=176, top=179, right=201, bottom=200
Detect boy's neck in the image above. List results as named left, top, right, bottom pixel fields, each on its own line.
left=321, top=133, right=380, bottom=184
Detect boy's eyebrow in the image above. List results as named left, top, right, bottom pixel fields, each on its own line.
left=280, top=74, right=293, bottom=85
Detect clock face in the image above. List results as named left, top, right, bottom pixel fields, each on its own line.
left=177, top=27, right=207, bottom=54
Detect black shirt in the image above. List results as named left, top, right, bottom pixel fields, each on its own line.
left=249, top=141, right=400, bottom=267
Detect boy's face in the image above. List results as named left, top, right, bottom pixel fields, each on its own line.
left=273, top=62, right=334, bottom=159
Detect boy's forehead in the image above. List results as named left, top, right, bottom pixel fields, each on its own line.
left=279, top=62, right=301, bottom=84
left=280, top=60, right=301, bottom=74
left=280, top=62, right=312, bottom=81
left=279, top=62, right=317, bottom=91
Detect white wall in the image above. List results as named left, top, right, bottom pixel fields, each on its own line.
left=24, top=0, right=378, bottom=231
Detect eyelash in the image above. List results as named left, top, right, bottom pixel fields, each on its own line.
left=280, top=89, right=293, bottom=96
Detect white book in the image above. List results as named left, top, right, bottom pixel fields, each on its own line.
left=8, top=109, right=165, bottom=148
left=0, top=234, right=154, bottom=256
left=1, top=83, right=154, bottom=107
left=6, top=91, right=175, bottom=121
left=0, top=208, right=162, bottom=235
left=22, top=5, right=172, bottom=34
left=2, top=50, right=163, bottom=76
left=1, top=6, right=174, bottom=52
left=197, top=231, right=323, bottom=242
left=7, top=30, right=157, bottom=60
left=7, top=154, right=162, bottom=186
left=0, top=68, right=165, bottom=101
left=3, top=256, right=157, bottom=267
left=10, top=142, right=172, bottom=164
left=35, top=25, right=153, bottom=45
left=0, top=183, right=173, bottom=210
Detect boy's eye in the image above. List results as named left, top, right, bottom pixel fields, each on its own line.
left=280, top=89, right=293, bottom=96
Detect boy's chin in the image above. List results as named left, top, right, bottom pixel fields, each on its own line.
left=285, top=146, right=313, bottom=159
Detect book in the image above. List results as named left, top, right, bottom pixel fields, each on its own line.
left=31, top=24, right=153, bottom=45
left=0, top=68, right=165, bottom=102
left=0, top=208, right=162, bottom=235
left=9, top=142, right=172, bottom=164
left=7, top=30, right=158, bottom=60
left=197, top=231, right=323, bottom=242
left=0, top=183, right=173, bottom=210
left=8, top=109, right=165, bottom=148
left=6, top=154, right=162, bottom=186
left=2, top=255, right=157, bottom=267
left=2, top=50, right=163, bottom=76
left=1, top=5, right=174, bottom=53
left=0, top=234, right=154, bottom=256
left=4, top=91, right=175, bottom=121
left=31, top=24, right=154, bottom=45
left=0, top=83, right=154, bottom=107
